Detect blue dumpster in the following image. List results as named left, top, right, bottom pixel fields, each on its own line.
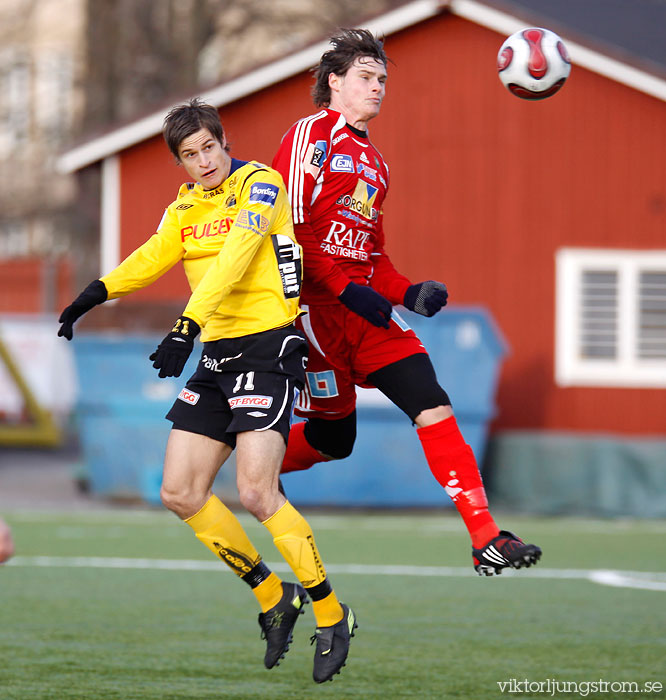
left=73, top=334, right=202, bottom=503
left=72, top=307, right=507, bottom=508
left=281, top=306, right=508, bottom=506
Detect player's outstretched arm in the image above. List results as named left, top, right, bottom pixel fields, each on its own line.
left=403, top=281, right=448, bottom=317
left=149, top=316, right=200, bottom=378
left=57, top=280, right=108, bottom=340
left=339, top=282, right=392, bottom=329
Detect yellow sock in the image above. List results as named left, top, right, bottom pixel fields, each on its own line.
left=262, top=501, right=343, bottom=627
left=252, top=572, right=284, bottom=613
left=185, top=495, right=275, bottom=587
left=312, top=590, right=344, bottom=628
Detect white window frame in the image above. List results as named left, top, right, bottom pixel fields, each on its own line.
left=556, top=248, right=666, bottom=388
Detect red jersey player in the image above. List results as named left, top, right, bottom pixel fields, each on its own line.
left=273, top=29, right=542, bottom=576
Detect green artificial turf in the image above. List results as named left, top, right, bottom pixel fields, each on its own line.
left=1, top=510, right=664, bottom=699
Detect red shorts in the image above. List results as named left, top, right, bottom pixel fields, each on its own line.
left=295, top=303, right=427, bottom=419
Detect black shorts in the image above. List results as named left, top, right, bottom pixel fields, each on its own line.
left=166, top=325, right=308, bottom=447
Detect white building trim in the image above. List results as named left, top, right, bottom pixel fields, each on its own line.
left=100, top=155, right=120, bottom=276
left=56, top=0, right=666, bottom=174
left=56, top=0, right=444, bottom=174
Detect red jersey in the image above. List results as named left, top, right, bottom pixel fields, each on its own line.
left=272, top=108, right=411, bottom=306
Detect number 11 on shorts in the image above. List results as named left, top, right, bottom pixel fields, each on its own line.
left=233, top=371, right=255, bottom=393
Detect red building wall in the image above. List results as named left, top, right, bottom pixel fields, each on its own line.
left=0, top=258, right=72, bottom=314
left=115, top=13, right=666, bottom=435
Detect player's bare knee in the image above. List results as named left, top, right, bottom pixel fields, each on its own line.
left=237, top=483, right=269, bottom=519
left=414, top=404, right=454, bottom=427
left=160, top=484, right=202, bottom=519
left=159, top=484, right=183, bottom=515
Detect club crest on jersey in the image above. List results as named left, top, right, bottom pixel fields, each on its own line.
left=306, top=370, right=339, bottom=398
left=249, top=182, right=279, bottom=207
left=330, top=154, right=354, bottom=173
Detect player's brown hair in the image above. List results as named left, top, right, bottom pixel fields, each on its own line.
left=162, top=98, right=229, bottom=160
left=312, top=28, right=388, bottom=107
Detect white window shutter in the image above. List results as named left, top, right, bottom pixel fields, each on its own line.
left=556, top=248, right=666, bottom=387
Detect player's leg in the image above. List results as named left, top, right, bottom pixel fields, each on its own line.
left=236, top=427, right=355, bottom=680
left=368, top=352, right=541, bottom=575
left=225, top=328, right=356, bottom=681
left=161, top=428, right=289, bottom=626
left=162, top=357, right=297, bottom=668
left=281, top=411, right=357, bottom=473
left=281, top=308, right=358, bottom=474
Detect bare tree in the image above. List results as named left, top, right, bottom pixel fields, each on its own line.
left=82, top=0, right=405, bottom=130
left=83, top=0, right=220, bottom=130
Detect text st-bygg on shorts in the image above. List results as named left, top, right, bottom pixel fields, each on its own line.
left=166, top=325, right=308, bottom=447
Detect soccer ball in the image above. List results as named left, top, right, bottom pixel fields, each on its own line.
left=497, top=27, right=571, bottom=100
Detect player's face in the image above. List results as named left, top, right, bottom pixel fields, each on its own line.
left=329, top=56, right=387, bottom=127
left=177, top=128, right=231, bottom=190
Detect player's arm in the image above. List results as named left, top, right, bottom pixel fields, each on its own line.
left=272, top=124, right=351, bottom=297
left=371, top=221, right=448, bottom=318
left=99, top=218, right=184, bottom=299
left=150, top=170, right=280, bottom=378
left=58, top=211, right=183, bottom=340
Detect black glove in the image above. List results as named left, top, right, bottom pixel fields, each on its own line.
left=150, top=316, right=200, bottom=378
left=339, top=282, right=392, bottom=329
left=57, top=280, right=108, bottom=340
left=404, top=280, right=448, bottom=317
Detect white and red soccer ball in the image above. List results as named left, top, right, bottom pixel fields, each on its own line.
left=497, top=27, right=571, bottom=100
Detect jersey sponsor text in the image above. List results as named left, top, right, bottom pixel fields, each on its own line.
left=177, top=388, right=200, bottom=405
left=228, top=394, right=274, bottom=409
left=249, top=182, right=279, bottom=206
left=180, top=217, right=234, bottom=242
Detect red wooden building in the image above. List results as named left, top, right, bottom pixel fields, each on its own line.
left=54, top=0, right=666, bottom=513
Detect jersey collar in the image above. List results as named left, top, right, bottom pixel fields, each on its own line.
left=325, top=108, right=368, bottom=139
left=228, top=158, right=247, bottom=177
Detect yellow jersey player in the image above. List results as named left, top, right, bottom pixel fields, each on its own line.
left=58, top=99, right=356, bottom=683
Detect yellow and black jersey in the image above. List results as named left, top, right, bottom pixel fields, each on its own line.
left=100, top=159, right=303, bottom=341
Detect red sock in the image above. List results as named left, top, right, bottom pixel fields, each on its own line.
left=281, top=421, right=330, bottom=474
left=417, top=416, right=499, bottom=548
